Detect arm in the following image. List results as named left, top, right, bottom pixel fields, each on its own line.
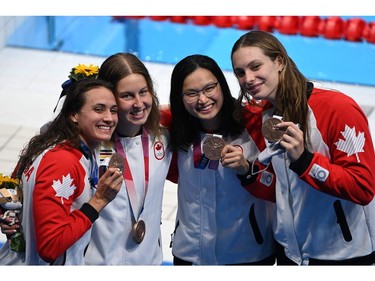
left=33, top=149, right=122, bottom=262
left=288, top=90, right=375, bottom=205
left=166, top=151, right=179, bottom=184
left=159, top=104, right=172, bottom=129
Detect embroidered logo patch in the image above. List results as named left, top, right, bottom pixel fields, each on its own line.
left=309, top=164, right=329, bottom=182
left=260, top=170, right=273, bottom=187
left=52, top=174, right=76, bottom=204
left=154, top=141, right=165, bottom=160
left=335, top=125, right=365, bottom=163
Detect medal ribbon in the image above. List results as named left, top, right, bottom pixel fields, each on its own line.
left=80, top=141, right=98, bottom=188
left=115, top=127, right=149, bottom=220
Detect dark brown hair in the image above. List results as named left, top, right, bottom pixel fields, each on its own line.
left=16, top=78, right=114, bottom=178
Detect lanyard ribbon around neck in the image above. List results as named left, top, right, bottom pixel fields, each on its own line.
left=115, top=128, right=149, bottom=220
left=80, top=141, right=99, bottom=188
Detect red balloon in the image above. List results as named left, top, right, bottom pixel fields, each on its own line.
left=170, top=16, right=187, bottom=23
left=345, top=18, right=366, bottom=42
left=192, top=16, right=211, bottom=25
left=257, top=16, right=278, bottom=32
left=212, top=16, right=233, bottom=28
left=277, top=16, right=300, bottom=35
left=149, top=16, right=169, bottom=21
left=232, top=16, right=255, bottom=30
left=300, top=16, right=321, bottom=37
left=321, top=16, right=344, bottom=39
left=363, top=22, right=375, bottom=43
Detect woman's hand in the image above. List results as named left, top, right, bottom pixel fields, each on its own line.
left=276, top=121, right=304, bottom=162
left=220, top=144, right=249, bottom=175
left=88, top=167, right=123, bottom=213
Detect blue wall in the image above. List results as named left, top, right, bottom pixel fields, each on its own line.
left=6, top=16, right=375, bottom=86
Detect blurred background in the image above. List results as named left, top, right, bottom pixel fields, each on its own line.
left=4, top=16, right=375, bottom=85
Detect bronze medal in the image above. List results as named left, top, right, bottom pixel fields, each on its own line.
left=132, top=220, right=146, bottom=244
left=202, top=136, right=225, bottom=160
left=108, top=153, right=125, bottom=173
left=261, top=117, right=286, bottom=142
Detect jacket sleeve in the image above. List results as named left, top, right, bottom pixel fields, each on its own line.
left=290, top=89, right=375, bottom=205
left=159, top=104, right=172, bottom=129
left=166, top=151, right=179, bottom=184
left=32, top=148, right=93, bottom=263
left=237, top=160, right=276, bottom=202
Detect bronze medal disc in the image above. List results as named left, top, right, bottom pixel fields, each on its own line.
left=202, top=136, right=225, bottom=160
left=132, top=220, right=146, bottom=244
left=261, top=117, right=286, bottom=143
left=108, top=153, right=125, bottom=173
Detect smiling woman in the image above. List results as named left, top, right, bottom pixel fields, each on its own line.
left=0, top=75, right=123, bottom=265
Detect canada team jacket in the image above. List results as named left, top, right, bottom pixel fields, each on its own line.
left=167, top=130, right=276, bottom=265
left=84, top=129, right=172, bottom=265
left=243, top=84, right=375, bottom=265
left=0, top=144, right=96, bottom=265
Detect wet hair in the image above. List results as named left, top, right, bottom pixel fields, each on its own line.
left=16, top=78, right=114, bottom=179
left=169, top=54, right=243, bottom=151
left=98, top=52, right=162, bottom=139
left=231, top=30, right=310, bottom=145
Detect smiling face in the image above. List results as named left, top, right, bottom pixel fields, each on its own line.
left=232, top=46, right=283, bottom=103
left=71, top=86, right=118, bottom=149
left=114, top=73, right=153, bottom=137
left=181, top=68, right=223, bottom=131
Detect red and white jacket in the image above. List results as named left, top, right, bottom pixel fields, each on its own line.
left=160, top=107, right=276, bottom=265
left=247, top=84, right=375, bottom=264
left=0, top=144, right=97, bottom=265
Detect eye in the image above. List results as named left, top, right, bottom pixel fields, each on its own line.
left=110, top=106, right=118, bottom=114
left=94, top=106, right=104, bottom=113
left=204, top=84, right=216, bottom=92
left=120, top=93, right=133, bottom=100
left=184, top=91, right=197, bottom=97
left=251, top=63, right=261, bottom=71
left=234, top=70, right=244, bottom=78
left=139, top=88, right=149, bottom=96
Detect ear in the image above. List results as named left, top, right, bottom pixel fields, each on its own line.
left=71, top=113, right=79, bottom=123
left=276, top=56, right=284, bottom=72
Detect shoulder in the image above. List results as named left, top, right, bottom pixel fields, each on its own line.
left=159, top=105, right=172, bottom=129
left=152, top=127, right=171, bottom=151
left=309, top=85, right=359, bottom=107
left=308, top=85, right=364, bottom=117
left=44, top=144, right=83, bottom=162
left=38, top=145, right=86, bottom=176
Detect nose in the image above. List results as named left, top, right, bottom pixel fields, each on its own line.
left=103, top=109, right=116, bottom=122
left=133, top=94, right=143, bottom=107
left=197, top=91, right=209, bottom=102
left=244, top=70, right=255, bottom=84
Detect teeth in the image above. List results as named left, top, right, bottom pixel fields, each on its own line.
left=199, top=105, right=212, bottom=111
left=132, top=110, right=143, bottom=116
left=98, top=126, right=111, bottom=130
